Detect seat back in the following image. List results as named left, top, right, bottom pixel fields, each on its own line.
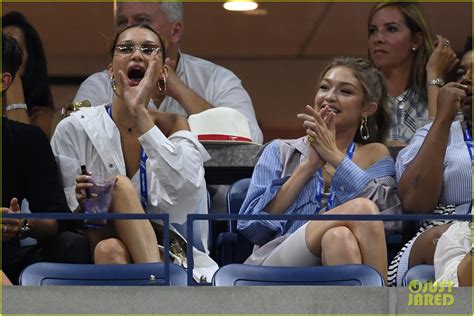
left=213, top=264, right=385, bottom=286
left=401, top=264, right=435, bottom=286
left=19, top=262, right=187, bottom=286
left=226, top=178, right=251, bottom=232
left=224, top=178, right=254, bottom=263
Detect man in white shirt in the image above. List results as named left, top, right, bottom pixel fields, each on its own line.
left=74, top=1, right=263, bottom=144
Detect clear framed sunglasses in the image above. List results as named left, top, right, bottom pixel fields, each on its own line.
left=115, top=43, right=161, bottom=55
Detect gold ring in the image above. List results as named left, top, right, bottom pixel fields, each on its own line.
left=307, top=135, right=316, bottom=144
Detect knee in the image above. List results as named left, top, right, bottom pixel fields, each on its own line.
left=94, top=238, right=130, bottom=264
left=112, top=175, right=135, bottom=197
left=350, top=198, right=379, bottom=215
left=321, top=227, right=360, bottom=258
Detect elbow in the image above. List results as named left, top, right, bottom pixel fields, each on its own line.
left=401, top=198, right=437, bottom=214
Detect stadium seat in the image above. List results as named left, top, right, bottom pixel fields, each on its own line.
left=401, top=264, right=435, bottom=286
left=216, top=178, right=254, bottom=265
left=19, top=262, right=187, bottom=286
left=212, top=264, right=385, bottom=286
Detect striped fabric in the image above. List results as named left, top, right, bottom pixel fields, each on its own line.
left=395, top=121, right=472, bottom=215
left=387, top=88, right=429, bottom=143
left=237, top=138, right=398, bottom=246
left=387, top=205, right=456, bottom=287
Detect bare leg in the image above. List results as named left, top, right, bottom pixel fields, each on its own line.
left=2, top=270, right=12, bottom=286
left=94, top=238, right=132, bottom=264
left=305, top=198, right=387, bottom=280
left=110, top=176, right=161, bottom=263
left=408, top=224, right=452, bottom=268
left=457, top=254, right=472, bottom=287
left=321, top=227, right=362, bottom=266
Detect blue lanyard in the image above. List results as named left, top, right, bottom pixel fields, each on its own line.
left=463, top=125, right=472, bottom=160
left=106, top=105, right=148, bottom=209
left=463, top=125, right=472, bottom=214
left=316, top=142, right=356, bottom=210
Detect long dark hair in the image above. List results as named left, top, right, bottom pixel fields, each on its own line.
left=2, top=11, right=54, bottom=110
left=2, top=33, right=23, bottom=79
left=319, top=57, right=391, bottom=144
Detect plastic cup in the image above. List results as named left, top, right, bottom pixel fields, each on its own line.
left=82, top=175, right=115, bottom=229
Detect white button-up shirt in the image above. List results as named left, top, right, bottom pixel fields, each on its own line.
left=50, top=105, right=211, bottom=251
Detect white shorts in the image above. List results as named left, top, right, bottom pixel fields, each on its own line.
left=434, top=221, right=471, bottom=286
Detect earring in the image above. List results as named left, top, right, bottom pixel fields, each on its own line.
left=360, top=117, right=370, bottom=140
left=110, top=76, right=118, bottom=95
left=412, top=47, right=417, bottom=52
left=157, top=75, right=167, bottom=93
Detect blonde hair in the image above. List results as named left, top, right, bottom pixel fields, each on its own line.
left=319, top=57, right=391, bottom=144
left=368, top=1, right=434, bottom=95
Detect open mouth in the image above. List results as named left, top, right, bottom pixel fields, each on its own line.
left=324, top=105, right=340, bottom=114
left=127, top=66, right=145, bottom=86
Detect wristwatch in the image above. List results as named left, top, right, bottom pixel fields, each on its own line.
left=427, top=78, right=445, bottom=87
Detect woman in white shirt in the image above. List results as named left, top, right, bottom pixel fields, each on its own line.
left=51, top=24, right=210, bottom=264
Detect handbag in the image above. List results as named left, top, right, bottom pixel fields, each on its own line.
left=151, top=221, right=218, bottom=283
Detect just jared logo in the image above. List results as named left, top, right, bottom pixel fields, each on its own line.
left=408, top=280, right=455, bottom=306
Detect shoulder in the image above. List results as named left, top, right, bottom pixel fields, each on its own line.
left=181, top=53, right=237, bottom=77
left=83, top=70, right=109, bottom=84
left=55, top=107, right=104, bottom=134
left=357, top=142, right=391, bottom=166
left=3, top=117, right=49, bottom=147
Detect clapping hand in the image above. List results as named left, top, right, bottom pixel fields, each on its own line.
left=298, top=105, right=345, bottom=168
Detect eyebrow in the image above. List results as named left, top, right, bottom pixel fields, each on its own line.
left=369, top=21, right=401, bottom=28
left=322, top=78, right=358, bottom=89
left=118, top=40, right=158, bottom=45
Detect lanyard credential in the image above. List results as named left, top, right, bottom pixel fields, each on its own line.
left=463, top=125, right=472, bottom=214
left=315, top=142, right=356, bottom=210
left=106, top=105, right=148, bottom=209
left=463, top=125, right=472, bottom=160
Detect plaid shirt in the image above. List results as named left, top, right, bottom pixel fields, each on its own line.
left=387, top=88, right=429, bottom=143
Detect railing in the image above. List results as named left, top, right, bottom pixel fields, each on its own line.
left=3, top=212, right=471, bottom=286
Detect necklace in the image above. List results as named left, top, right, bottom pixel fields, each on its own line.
left=114, top=119, right=137, bottom=133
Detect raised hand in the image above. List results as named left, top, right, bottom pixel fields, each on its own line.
left=162, top=57, right=185, bottom=102
left=117, top=50, right=164, bottom=117
left=436, top=82, right=468, bottom=124
left=426, top=35, right=458, bottom=81
left=300, top=105, right=344, bottom=167
left=297, top=106, right=332, bottom=170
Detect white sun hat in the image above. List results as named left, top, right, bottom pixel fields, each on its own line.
left=188, top=107, right=254, bottom=144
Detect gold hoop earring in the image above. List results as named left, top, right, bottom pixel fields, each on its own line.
left=110, top=76, right=118, bottom=95
left=157, top=75, right=167, bottom=93
left=360, top=117, right=370, bottom=140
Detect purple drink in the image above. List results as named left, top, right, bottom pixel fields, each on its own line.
left=83, top=176, right=115, bottom=229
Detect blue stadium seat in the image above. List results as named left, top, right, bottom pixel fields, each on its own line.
left=401, top=264, right=435, bottom=286
left=226, top=178, right=251, bottom=233
left=216, top=178, right=253, bottom=265
left=213, top=264, right=385, bottom=286
left=19, top=262, right=187, bottom=286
